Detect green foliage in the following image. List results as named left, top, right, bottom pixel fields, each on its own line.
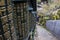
left=37, top=0, right=41, bottom=2
left=57, top=10, right=60, bottom=15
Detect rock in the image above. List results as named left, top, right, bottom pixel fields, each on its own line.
left=46, top=20, right=60, bottom=39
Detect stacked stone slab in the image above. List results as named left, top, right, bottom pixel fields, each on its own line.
left=0, top=0, right=17, bottom=40
left=46, top=20, right=60, bottom=39
left=0, top=0, right=37, bottom=40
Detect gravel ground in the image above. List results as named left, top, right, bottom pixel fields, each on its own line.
left=34, top=24, right=58, bottom=40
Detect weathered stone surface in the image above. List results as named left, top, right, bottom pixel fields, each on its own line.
left=46, top=20, right=60, bottom=39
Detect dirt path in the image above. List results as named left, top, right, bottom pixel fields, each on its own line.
left=34, top=24, right=58, bottom=40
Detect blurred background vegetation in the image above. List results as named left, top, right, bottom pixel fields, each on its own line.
left=37, top=0, right=60, bottom=28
